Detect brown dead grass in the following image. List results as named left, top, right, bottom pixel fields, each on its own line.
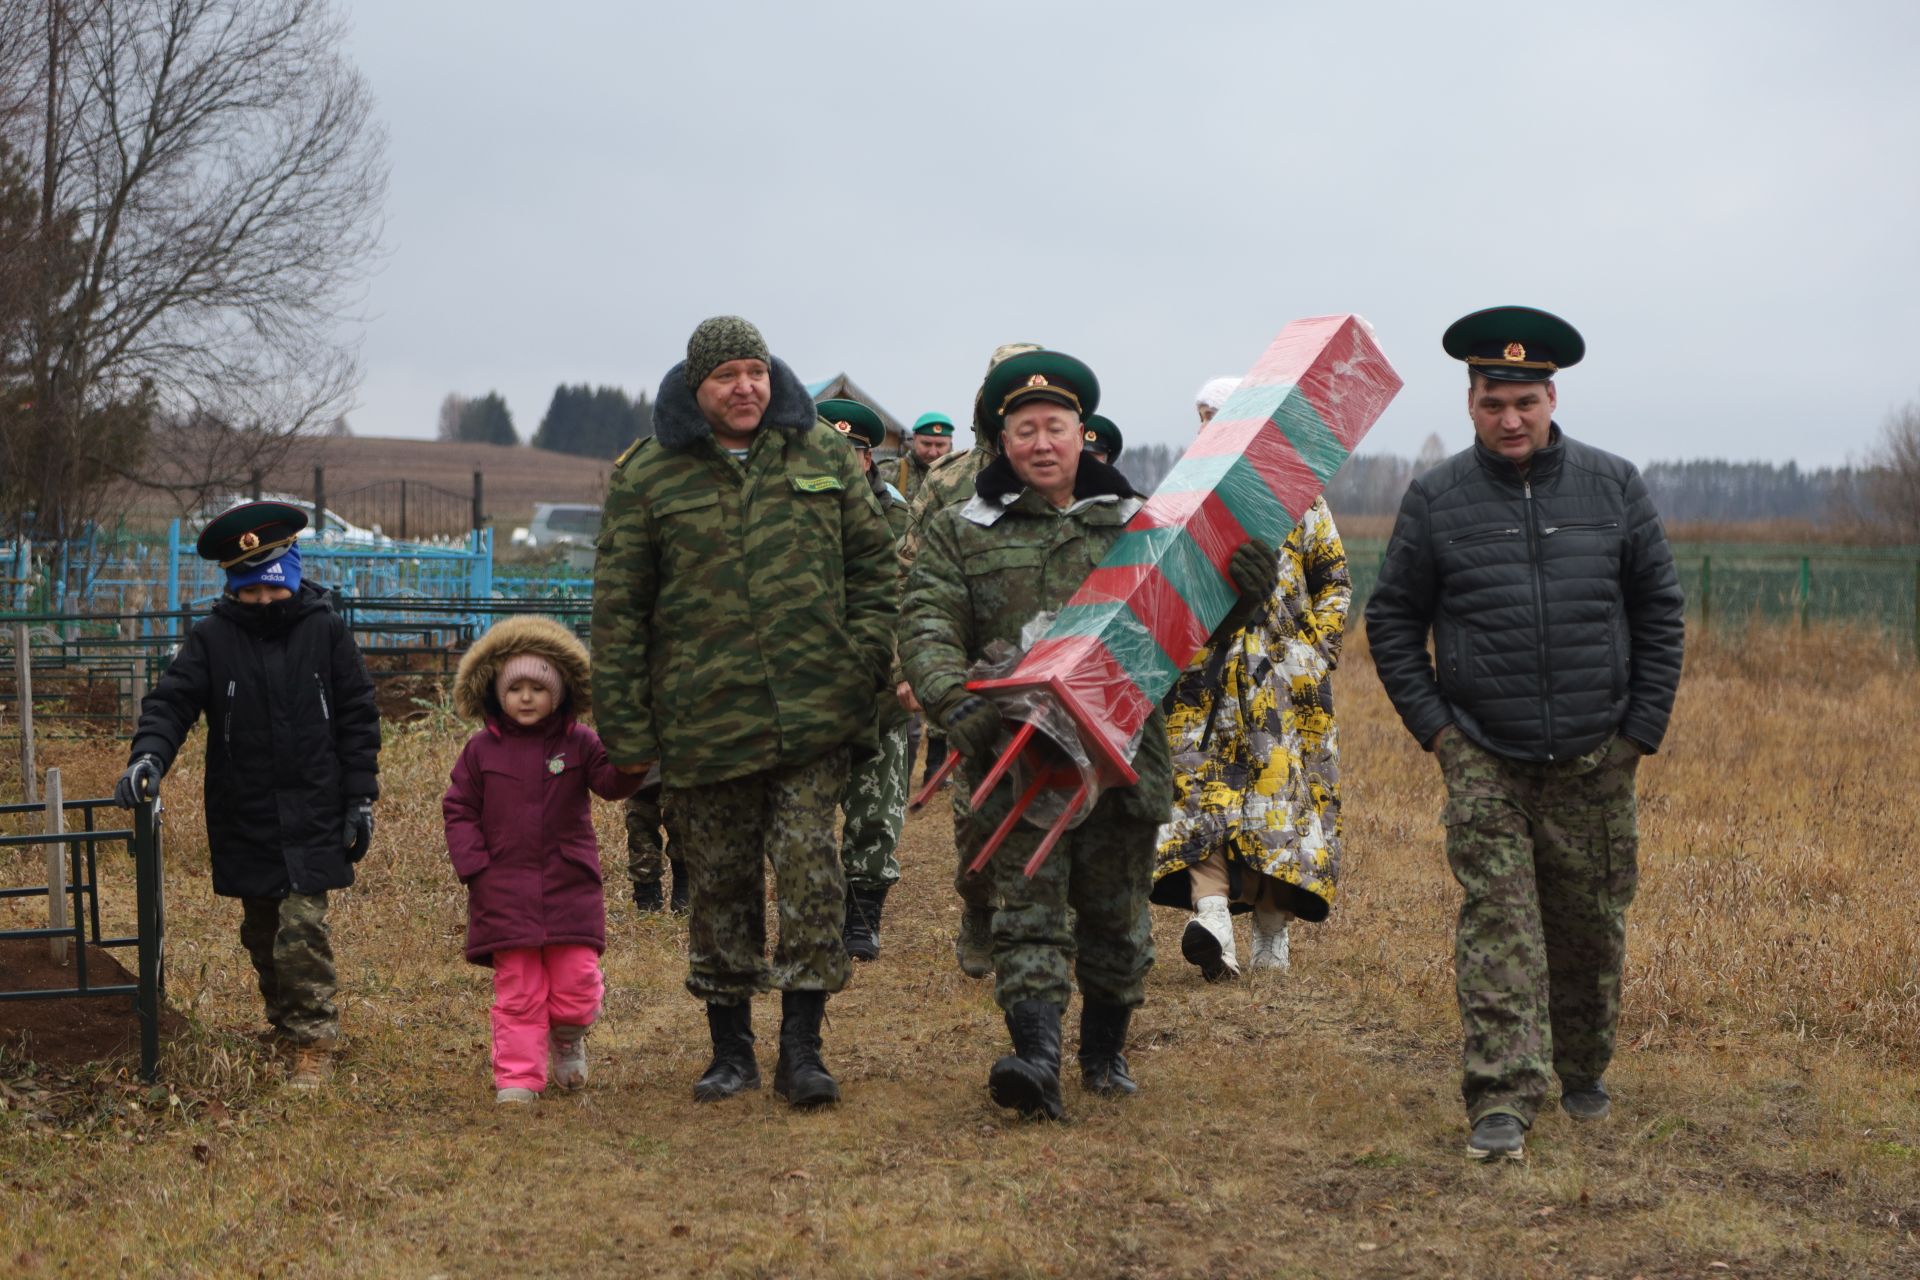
left=3, top=625, right=1919, bottom=1278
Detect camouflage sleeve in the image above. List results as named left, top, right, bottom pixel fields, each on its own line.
left=589, top=459, right=660, bottom=766
left=1300, top=499, right=1353, bottom=667
left=837, top=446, right=898, bottom=690
left=899, top=508, right=975, bottom=721
left=896, top=466, right=942, bottom=578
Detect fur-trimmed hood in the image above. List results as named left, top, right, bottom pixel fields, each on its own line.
left=651, top=355, right=818, bottom=451
left=453, top=616, right=592, bottom=720
left=973, top=450, right=1140, bottom=505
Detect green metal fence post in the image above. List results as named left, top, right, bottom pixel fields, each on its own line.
left=1799, top=556, right=1811, bottom=630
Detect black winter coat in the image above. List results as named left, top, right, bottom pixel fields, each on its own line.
left=1364, top=427, right=1685, bottom=763
left=130, top=582, right=381, bottom=898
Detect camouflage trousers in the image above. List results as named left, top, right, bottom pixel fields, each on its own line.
left=672, top=749, right=851, bottom=1004
left=841, top=723, right=908, bottom=891
left=988, top=801, right=1157, bottom=1012
left=624, top=783, right=670, bottom=887
left=1437, top=731, right=1642, bottom=1126
left=239, top=892, right=337, bottom=1045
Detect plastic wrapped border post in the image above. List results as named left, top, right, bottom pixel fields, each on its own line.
left=966, top=314, right=1401, bottom=858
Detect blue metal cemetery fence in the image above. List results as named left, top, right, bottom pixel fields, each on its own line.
left=0, top=793, right=166, bottom=1080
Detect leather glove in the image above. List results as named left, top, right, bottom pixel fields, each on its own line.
left=344, top=799, right=374, bottom=862
left=115, top=754, right=164, bottom=808
left=1212, top=538, right=1280, bottom=639
left=942, top=696, right=1004, bottom=761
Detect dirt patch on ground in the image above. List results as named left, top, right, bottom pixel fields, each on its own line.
left=0, top=941, right=183, bottom=1069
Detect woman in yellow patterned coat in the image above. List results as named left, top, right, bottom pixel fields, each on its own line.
left=1149, top=473, right=1352, bottom=981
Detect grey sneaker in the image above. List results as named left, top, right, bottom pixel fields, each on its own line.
left=1466, top=1113, right=1527, bottom=1161
left=495, top=1087, right=538, bottom=1105
left=955, top=906, right=994, bottom=979
left=1560, top=1081, right=1611, bottom=1121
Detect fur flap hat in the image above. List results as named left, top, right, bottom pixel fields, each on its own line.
left=453, top=616, right=592, bottom=721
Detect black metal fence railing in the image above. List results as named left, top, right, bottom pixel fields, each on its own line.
left=0, top=793, right=166, bottom=1080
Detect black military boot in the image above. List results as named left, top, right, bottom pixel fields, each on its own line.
left=989, top=1000, right=1065, bottom=1121
left=631, top=876, right=664, bottom=913
left=668, top=857, right=689, bottom=914
left=842, top=884, right=889, bottom=962
left=1077, top=1002, right=1137, bottom=1097
left=692, top=1001, right=759, bottom=1103
left=772, top=990, right=840, bottom=1108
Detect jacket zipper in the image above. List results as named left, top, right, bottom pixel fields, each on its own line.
left=1541, top=520, right=1620, bottom=535
left=1525, top=481, right=1556, bottom=759
left=224, top=680, right=236, bottom=753
left=1448, top=526, right=1521, bottom=546
left=314, top=673, right=330, bottom=721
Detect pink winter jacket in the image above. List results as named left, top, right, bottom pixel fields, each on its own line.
left=442, top=713, right=643, bottom=964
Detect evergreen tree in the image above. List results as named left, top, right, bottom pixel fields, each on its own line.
left=533, top=383, right=654, bottom=458
left=456, top=392, right=517, bottom=445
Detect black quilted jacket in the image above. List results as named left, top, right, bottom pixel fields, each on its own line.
left=1364, top=427, right=1685, bottom=763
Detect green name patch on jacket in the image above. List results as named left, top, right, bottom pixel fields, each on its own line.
left=790, top=475, right=845, bottom=493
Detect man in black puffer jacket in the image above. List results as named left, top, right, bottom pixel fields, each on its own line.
left=1366, top=307, right=1684, bottom=1162
left=117, top=501, right=380, bottom=1090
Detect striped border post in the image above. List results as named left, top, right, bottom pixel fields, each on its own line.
left=969, top=315, right=1400, bottom=844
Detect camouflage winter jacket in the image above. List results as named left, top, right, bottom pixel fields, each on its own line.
left=896, top=443, right=992, bottom=578
left=590, top=358, right=897, bottom=787
left=900, top=453, right=1174, bottom=825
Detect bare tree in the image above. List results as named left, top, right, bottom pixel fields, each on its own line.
left=0, top=0, right=386, bottom=541
left=436, top=392, right=469, bottom=442
left=1863, top=399, right=1920, bottom=544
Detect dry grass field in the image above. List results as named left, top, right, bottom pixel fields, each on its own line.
left=3, top=625, right=1918, bottom=1278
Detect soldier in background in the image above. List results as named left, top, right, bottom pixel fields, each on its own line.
left=1080, top=414, right=1123, bottom=466
left=1365, top=306, right=1685, bottom=1162
left=895, top=342, right=1040, bottom=978
left=897, top=411, right=957, bottom=503
left=591, top=316, right=896, bottom=1109
left=624, top=770, right=685, bottom=913
left=820, top=398, right=912, bottom=961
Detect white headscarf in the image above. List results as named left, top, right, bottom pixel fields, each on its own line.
left=1194, top=376, right=1241, bottom=413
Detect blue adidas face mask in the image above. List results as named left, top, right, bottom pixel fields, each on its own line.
left=225, top=541, right=302, bottom=595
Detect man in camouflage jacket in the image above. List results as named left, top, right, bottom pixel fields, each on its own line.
left=895, top=342, right=1038, bottom=977
left=901, top=348, right=1276, bottom=1120
left=591, top=316, right=896, bottom=1109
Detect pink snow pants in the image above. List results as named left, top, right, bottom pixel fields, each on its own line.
left=490, top=944, right=604, bottom=1091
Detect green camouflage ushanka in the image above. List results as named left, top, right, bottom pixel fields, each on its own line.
left=591, top=358, right=897, bottom=787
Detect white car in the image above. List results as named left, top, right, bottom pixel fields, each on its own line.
left=193, top=494, right=394, bottom=548
left=510, top=503, right=602, bottom=549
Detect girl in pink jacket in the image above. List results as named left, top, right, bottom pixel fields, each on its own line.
left=443, top=617, right=643, bottom=1103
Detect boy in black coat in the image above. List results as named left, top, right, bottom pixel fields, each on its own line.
left=116, top=501, right=380, bottom=1089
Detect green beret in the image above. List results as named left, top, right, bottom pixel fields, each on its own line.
left=195, top=500, right=309, bottom=567
left=911, top=412, right=955, bottom=437
left=1442, top=306, right=1585, bottom=383
left=817, top=398, right=885, bottom=449
left=980, top=349, right=1100, bottom=422
left=1081, top=414, right=1123, bottom=463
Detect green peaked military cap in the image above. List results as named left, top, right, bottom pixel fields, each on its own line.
left=1442, top=305, right=1585, bottom=383
left=981, top=349, right=1100, bottom=421
left=1082, top=414, right=1123, bottom=463
left=911, top=411, right=955, bottom=437
left=195, top=499, right=309, bottom=567
left=817, top=397, right=885, bottom=449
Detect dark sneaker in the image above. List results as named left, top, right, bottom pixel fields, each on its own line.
left=1466, top=1113, right=1527, bottom=1162
left=1561, top=1082, right=1611, bottom=1121
left=955, top=906, right=994, bottom=979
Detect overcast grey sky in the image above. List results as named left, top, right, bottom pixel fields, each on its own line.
left=339, top=1, right=1920, bottom=468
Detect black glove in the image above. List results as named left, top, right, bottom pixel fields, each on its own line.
left=115, top=754, right=164, bottom=809
left=942, top=696, right=1004, bottom=761
left=1213, top=539, right=1280, bottom=639
left=344, top=799, right=374, bottom=863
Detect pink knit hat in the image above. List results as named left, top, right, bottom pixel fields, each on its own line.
left=496, top=653, right=564, bottom=707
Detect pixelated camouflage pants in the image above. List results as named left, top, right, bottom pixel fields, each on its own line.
left=624, top=784, right=669, bottom=886
left=841, top=723, right=907, bottom=890
left=672, top=749, right=851, bottom=1004
left=239, top=892, right=337, bottom=1045
left=1438, top=731, right=1642, bottom=1126
left=989, top=803, right=1157, bottom=1012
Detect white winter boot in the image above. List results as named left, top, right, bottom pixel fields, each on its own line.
left=550, top=1023, right=590, bottom=1091
left=1180, top=896, right=1240, bottom=982
left=1249, top=904, right=1292, bottom=973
